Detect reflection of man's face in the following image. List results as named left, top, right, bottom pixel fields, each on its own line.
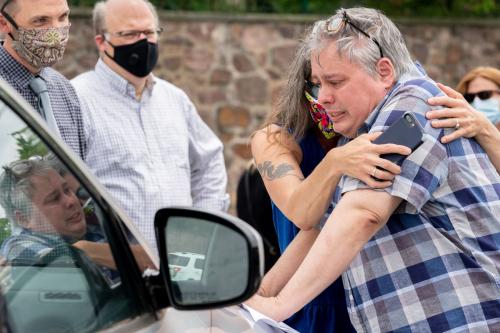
left=25, top=170, right=86, bottom=239
left=62, top=173, right=87, bottom=206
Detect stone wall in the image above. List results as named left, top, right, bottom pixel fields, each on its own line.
left=56, top=9, right=500, bottom=213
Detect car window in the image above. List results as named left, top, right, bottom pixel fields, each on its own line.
left=168, top=253, right=189, bottom=266
left=0, top=100, right=144, bottom=332
left=194, top=258, right=205, bottom=270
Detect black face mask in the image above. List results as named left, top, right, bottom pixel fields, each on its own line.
left=105, top=38, right=158, bottom=78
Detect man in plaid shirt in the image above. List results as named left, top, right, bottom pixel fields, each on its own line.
left=247, top=7, right=500, bottom=332
left=0, top=157, right=107, bottom=268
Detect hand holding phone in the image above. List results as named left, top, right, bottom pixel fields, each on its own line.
left=372, top=112, right=424, bottom=165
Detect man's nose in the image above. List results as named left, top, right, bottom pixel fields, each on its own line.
left=63, top=192, right=78, bottom=207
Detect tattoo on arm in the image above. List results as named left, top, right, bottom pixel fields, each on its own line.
left=257, top=161, right=303, bottom=181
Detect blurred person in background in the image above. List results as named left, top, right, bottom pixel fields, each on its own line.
left=426, top=67, right=500, bottom=172
left=458, top=66, right=500, bottom=128
left=236, top=161, right=280, bottom=273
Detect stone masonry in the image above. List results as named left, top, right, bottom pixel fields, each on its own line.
left=56, top=9, right=500, bottom=214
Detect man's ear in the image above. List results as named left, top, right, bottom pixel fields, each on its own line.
left=14, top=210, right=31, bottom=229
left=95, top=34, right=107, bottom=53
left=377, top=58, right=395, bottom=89
left=0, top=14, right=12, bottom=36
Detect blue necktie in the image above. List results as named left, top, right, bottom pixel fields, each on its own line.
left=29, top=76, right=61, bottom=137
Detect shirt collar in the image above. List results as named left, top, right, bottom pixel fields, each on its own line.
left=21, top=228, right=66, bottom=243
left=95, top=58, right=156, bottom=99
left=356, top=62, right=427, bottom=136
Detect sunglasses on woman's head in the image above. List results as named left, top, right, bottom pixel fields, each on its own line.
left=314, top=11, right=384, bottom=59
left=3, top=156, right=43, bottom=179
left=464, top=90, right=500, bottom=103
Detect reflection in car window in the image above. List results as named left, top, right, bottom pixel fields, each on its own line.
left=0, top=101, right=143, bottom=332
left=166, top=217, right=249, bottom=304
left=194, top=258, right=205, bottom=270
left=168, top=253, right=189, bottom=266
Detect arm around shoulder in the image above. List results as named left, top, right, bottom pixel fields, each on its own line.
left=251, top=125, right=341, bottom=230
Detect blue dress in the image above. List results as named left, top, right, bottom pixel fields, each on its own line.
left=272, top=131, right=355, bottom=333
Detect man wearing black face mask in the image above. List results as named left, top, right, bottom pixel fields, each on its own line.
left=71, top=0, right=229, bottom=250
left=0, top=0, right=86, bottom=160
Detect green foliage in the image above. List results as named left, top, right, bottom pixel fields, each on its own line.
left=0, top=127, right=47, bottom=244
left=69, top=0, right=500, bottom=17
left=0, top=218, right=11, bottom=245
left=11, top=127, right=48, bottom=160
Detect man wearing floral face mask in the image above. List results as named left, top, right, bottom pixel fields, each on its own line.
left=71, top=0, right=229, bottom=250
left=0, top=0, right=86, bottom=160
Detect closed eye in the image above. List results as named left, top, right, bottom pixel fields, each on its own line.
left=44, top=191, right=60, bottom=205
left=328, top=80, right=344, bottom=87
left=322, top=79, right=347, bottom=91
left=31, top=16, right=50, bottom=26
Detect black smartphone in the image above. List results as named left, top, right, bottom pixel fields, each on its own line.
left=372, top=112, right=424, bottom=165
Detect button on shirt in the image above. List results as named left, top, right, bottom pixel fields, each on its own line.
left=72, top=59, right=229, bottom=248
left=0, top=45, right=87, bottom=159
left=334, top=65, right=500, bottom=332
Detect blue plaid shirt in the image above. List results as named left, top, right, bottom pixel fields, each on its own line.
left=0, top=223, right=120, bottom=285
left=334, top=65, right=500, bottom=332
left=0, top=224, right=106, bottom=266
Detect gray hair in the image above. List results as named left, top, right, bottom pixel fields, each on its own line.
left=93, top=0, right=159, bottom=36
left=44, top=152, right=69, bottom=177
left=0, top=158, right=54, bottom=225
left=263, top=35, right=314, bottom=142
left=262, top=8, right=414, bottom=143
left=306, top=7, right=414, bottom=80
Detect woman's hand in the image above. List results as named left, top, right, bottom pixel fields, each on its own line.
left=330, top=132, right=411, bottom=189
left=427, top=83, right=490, bottom=143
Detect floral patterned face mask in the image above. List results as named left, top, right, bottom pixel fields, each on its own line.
left=0, top=8, right=70, bottom=68
left=304, top=90, right=336, bottom=139
left=11, top=25, right=71, bottom=68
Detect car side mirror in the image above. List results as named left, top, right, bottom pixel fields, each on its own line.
left=154, top=207, right=263, bottom=310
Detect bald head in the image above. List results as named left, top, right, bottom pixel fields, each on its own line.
left=93, top=0, right=158, bottom=37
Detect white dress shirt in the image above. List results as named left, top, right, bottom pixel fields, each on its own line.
left=72, top=59, right=229, bottom=248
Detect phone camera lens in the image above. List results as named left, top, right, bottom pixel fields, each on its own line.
left=405, top=114, right=415, bottom=127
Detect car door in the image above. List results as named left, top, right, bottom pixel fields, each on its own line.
left=0, top=79, right=263, bottom=332
left=0, top=78, right=160, bottom=332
